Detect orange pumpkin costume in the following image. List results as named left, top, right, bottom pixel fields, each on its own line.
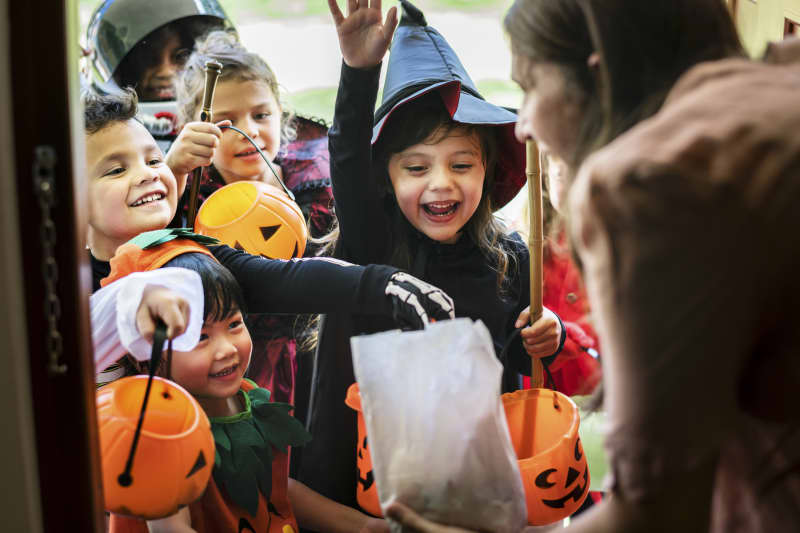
left=100, top=229, right=219, bottom=287
left=99, top=230, right=312, bottom=530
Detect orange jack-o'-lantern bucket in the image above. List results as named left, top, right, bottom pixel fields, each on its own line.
left=502, top=388, right=589, bottom=525
left=194, top=181, right=308, bottom=260
left=97, top=376, right=215, bottom=519
left=344, top=383, right=382, bottom=517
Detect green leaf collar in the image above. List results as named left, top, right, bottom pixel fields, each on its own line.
left=209, top=380, right=311, bottom=517
left=128, top=228, right=220, bottom=250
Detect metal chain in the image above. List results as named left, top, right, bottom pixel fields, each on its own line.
left=33, top=145, right=67, bottom=375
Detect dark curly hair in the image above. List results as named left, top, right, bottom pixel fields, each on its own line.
left=83, top=87, right=139, bottom=134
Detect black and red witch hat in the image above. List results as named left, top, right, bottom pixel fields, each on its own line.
left=372, top=0, right=526, bottom=210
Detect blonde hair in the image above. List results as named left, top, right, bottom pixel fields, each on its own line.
left=176, top=30, right=296, bottom=145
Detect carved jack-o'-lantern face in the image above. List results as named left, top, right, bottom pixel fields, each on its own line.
left=532, top=437, right=589, bottom=511
left=345, top=383, right=382, bottom=517
left=97, top=376, right=215, bottom=519
left=194, top=181, right=308, bottom=260
left=502, top=388, right=589, bottom=526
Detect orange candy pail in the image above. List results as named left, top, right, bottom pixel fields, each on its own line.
left=344, top=383, right=382, bottom=516
left=345, top=383, right=589, bottom=525
left=194, top=181, right=308, bottom=260
left=97, top=376, right=215, bottom=519
left=502, top=388, right=589, bottom=525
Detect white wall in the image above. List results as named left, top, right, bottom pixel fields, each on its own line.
left=737, top=0, right=800, bottom=56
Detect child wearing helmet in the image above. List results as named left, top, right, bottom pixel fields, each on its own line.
left=84, top=88, right=455, bottom=387
left=84, top=0, right=233, bottom=149
left=92, top=235, right=391, bottom=532
left=165, top=30, right=337, bottom=405
left=291, top=0, right=567, bottom=511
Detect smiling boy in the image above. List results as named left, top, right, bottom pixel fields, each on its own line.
left=85, top=90, right=182, bottom=262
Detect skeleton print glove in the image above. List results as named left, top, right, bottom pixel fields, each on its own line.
left=385, top=272, right=455, bottom=330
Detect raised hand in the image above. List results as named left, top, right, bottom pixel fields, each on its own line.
left=165, top=119, right=231, bottom=193
left=328, top=0, right=398, bottom=68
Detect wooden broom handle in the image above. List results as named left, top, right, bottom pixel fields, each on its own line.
left=187, top=60, right=223, bottom=228
left=526, top=139, right=545, bottom=387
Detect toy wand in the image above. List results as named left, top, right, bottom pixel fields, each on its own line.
left=526, top=139, right=545, bottom=388
left=116, top=322, right=170, bottom=487
left=186, top=60, right=223, bottom=227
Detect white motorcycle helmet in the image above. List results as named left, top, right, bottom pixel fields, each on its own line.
left=84, top=0, right=234, bottom=146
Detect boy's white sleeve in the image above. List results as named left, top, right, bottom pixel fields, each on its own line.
left=91, top=268, right=204, bottom=375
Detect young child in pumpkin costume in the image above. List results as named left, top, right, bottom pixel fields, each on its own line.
left=292, top=0, right=567, bottom=511
left=165, top=30, right=337, bottom=406
left=84, top=89, right=455, bottom=387
left=94, top=232, right=390, bottom=533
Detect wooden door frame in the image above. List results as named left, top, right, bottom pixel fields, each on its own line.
left=8, top=0, right=104, bottom=530
left=729, top=0, right=739, bottom=23
left=785, top=16, right=800, bottom=37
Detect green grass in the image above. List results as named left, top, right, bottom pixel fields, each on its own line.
left=217, top=0, right=329, bottom=21
left=79, top=0, right=515, bottom=26
left=284, top=87, right=337, bottom=125
left=218, top=0, right=514, bottom=20
left=575, top=401, right=608, bottom=491
left=427, top=0, right=511, bottom=10
left=476, top=78, right=523, bottom=109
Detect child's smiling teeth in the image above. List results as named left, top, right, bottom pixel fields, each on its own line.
left=423, top=201, right=459, bottom=216
left=210, top=364, right=238, bottom=378
left=130, top=192, right=165, bottom=207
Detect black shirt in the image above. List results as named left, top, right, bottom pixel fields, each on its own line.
left=91, top=244, right=400, bottom=318
left=295, top=63, right=547, bottom=510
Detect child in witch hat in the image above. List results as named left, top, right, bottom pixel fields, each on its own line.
left=92, top=231, right=391, bottom=532
left=292, top=0, right=566, bottom=512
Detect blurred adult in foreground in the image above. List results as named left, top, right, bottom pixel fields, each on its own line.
left=388, top=0, right=800, bottom=531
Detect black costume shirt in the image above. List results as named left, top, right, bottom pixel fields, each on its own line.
left=294, top=64, right=553, bottom=511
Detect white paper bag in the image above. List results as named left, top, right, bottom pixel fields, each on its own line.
left=351, top=318, right=527, bottom=533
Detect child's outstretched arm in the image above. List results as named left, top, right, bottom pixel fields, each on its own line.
left=212, top=246, right=454, bottom=329
left=165, top=119, right=231, bottom=194
left=92, top=268, right=203, bottom=383
left=135, top=285, right=190, bottom=343
left=289, top=478, right=389, bottom=533
left=327, top=0, right=399, bottom=264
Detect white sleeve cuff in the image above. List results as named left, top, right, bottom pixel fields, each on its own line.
left=115, top=268, right=204, bottom=361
